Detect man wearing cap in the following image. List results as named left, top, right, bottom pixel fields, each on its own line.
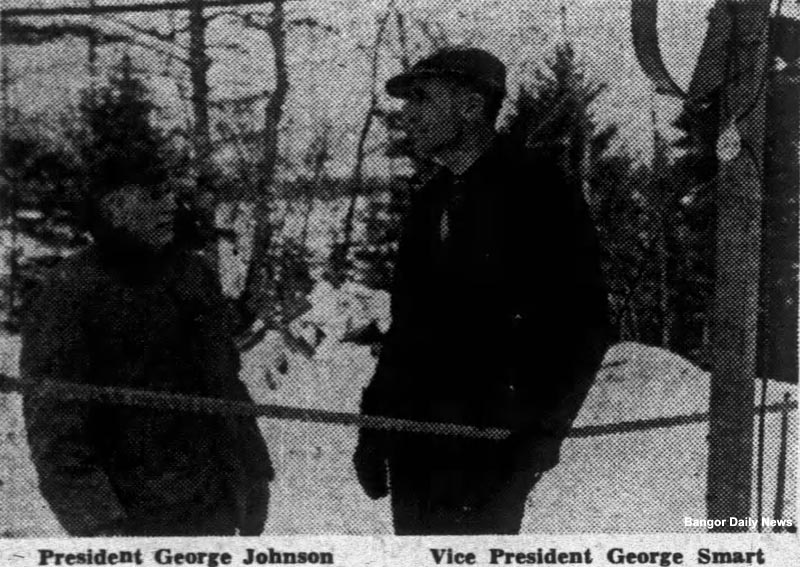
left=353, top=47, right=610, bottom=534
left=21, top=138, right=273, bottom=536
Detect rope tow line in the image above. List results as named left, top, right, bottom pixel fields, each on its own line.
left=0, top=373, right=508, bottom=440
left=0, top=373, right=795, bottom=441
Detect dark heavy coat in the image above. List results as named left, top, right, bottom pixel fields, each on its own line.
left=21, top=243, right=274, bottom=536
left=358, top=136, right=610, bottom=533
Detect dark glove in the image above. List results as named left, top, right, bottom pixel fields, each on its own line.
left=240, top=481, right=270, bottom=536
left=89, top=515, right=129, bottom=537
left=353, top=429, right=389, bottom=500
left=505, top=430, right=562, bottom=474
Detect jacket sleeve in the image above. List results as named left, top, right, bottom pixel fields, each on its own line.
left=194, top=256, right=275, bottom=483
left=20, top=273, right=128, bottom=536
left=227, top=378, right=275, bottom=482
left=360, top=187, right=427, bottom=417
left=507, top=164, right=611, bottom=443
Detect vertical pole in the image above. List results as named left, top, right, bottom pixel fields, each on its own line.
left=770, top=393, right=791, bottom=532
left=757, top=14, right=799, bottom=384
left=0, top=34, right=15, bottom=322
left=706, top=0, right=771, bottom=531
left=188, top=0, right=211, bottom=189
left=187, top=0, right=221, bottom=272
left=559, top=0, right=568, bottom=45
left=88, top=0, right=98, bottom=96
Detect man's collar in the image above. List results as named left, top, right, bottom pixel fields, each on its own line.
left=436, top=131, right=498, bottom=177
left=446, top=134, right=511, bottom=184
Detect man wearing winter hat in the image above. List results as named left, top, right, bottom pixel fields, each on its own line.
left=21, top=137, right=273, bottom=536
left=353, top=47, right=610, bottom=534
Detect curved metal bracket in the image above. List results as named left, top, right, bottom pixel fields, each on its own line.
left=631, top=0, right=687, bottom=99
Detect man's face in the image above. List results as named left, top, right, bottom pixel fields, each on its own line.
left=100, top=184, right=177, bottom=249
left=400, top=77, right=470, bottom=158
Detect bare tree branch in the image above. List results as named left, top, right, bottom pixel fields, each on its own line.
left=94, top=16, right=192, bottom=65
left=289, top=17, right=338, bottom=34
left=188, top=0, right=213, bottom=184
left=364, top=139, right=390, bottom=157
left=241, top=11, right=274, bottom=32
left=203, top=10, right=245, bottom=25
left=242, top=0, right=288, bottom=322
left=101, top=15, right=179, bottom=42
left=3, top=1, right=277, bottom=18
left=393, top=9, right=411, bottom=71
left=1, top=18, right=128, bottom=46
left=259, top=1, right=287, bottom=190
left=333, top=4, right=394, bottom=280
left=415, top=19, right=450, bottom=50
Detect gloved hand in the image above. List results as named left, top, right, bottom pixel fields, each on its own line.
left=240, top=481, right=270, bottom=536
left=505, top=430, right=562, bottom=474
left=353, top=429, right=389, bottom=500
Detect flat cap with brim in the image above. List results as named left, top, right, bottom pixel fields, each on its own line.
left=386, top=47, right=506, bottom=99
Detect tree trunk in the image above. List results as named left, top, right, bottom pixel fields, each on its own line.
left=301, top=144, right=328, bottom=247
left=332, top=10, right=392, bottom=283
left=88, top=0, right=98, bottom=96
left=394, top=10, right=411, bottom=71
left=260, top=0, right=288, bottom=193
left=188, top=0, right=211, bottom=183
left=243, top=0, right=289, bottom=322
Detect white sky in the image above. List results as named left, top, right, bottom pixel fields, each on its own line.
left=1, top=0, right=723, bottom=178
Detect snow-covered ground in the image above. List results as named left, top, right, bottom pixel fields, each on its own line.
left=0, top=332, right=795, bottom=536
left=0, top=229, right=70, bottom=278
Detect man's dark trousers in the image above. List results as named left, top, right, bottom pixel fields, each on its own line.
left=388, top=436, right=542, bottom=535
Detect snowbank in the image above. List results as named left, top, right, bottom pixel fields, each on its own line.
left=527, top=342, right=797, bottom=532
left=292, top=280, right=390, bottom=344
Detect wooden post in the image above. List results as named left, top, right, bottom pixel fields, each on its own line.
left=706, top=0, right=771, bottom=531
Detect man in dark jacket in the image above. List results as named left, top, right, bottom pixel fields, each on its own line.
left=21, top=160, right=273, bottom=536
left=353, top=47, right=610, bottom=535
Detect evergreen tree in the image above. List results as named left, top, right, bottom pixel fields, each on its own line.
left=501, top=43, right=718, bottom=359
left=77, top=54, right=185, bottom=203
left=502, top=43, right=616, bottom=194
left=3, top=56, right=189, bottom=318
left=663, top=106, right=717, bottom=364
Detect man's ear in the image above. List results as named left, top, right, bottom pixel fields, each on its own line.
left=459, top=91, right=487, bottom=124
left=98, top=191, right=128, bottom=226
